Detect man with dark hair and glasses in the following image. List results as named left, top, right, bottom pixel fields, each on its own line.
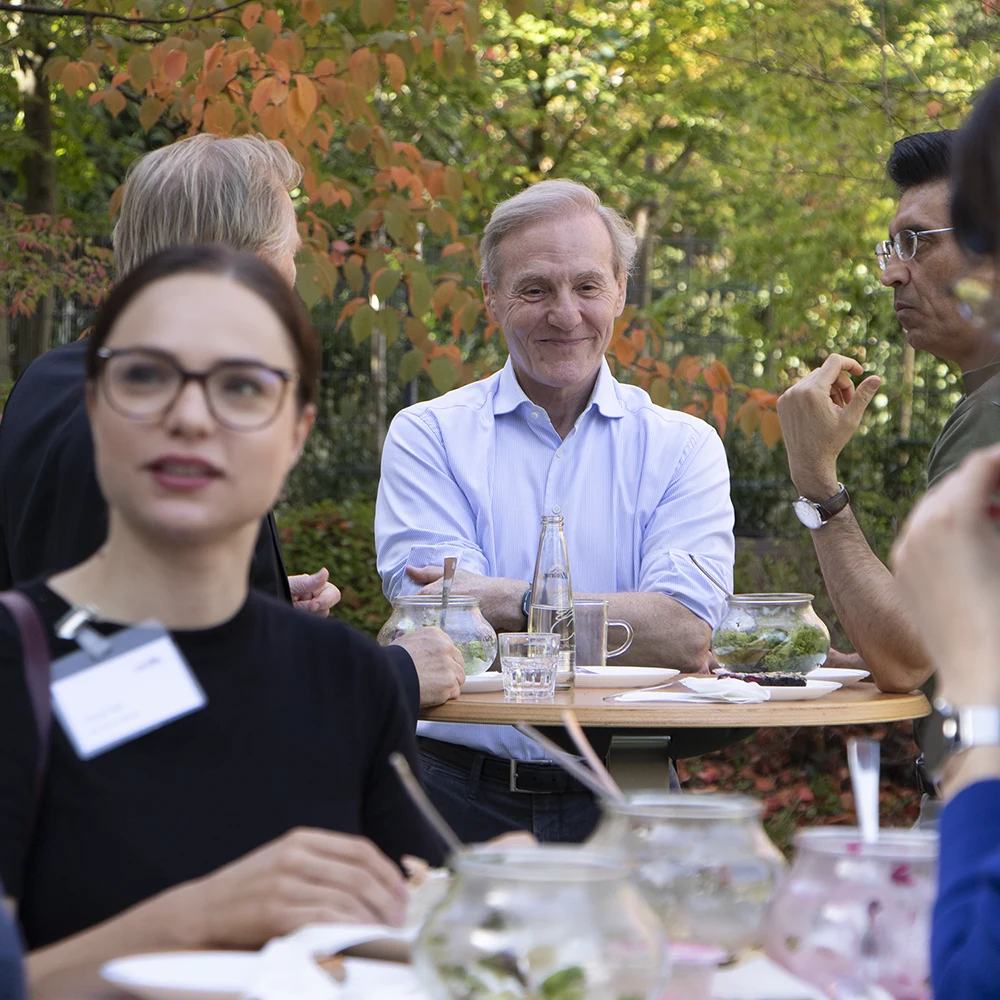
left=776, top=129, right=996, bottom=748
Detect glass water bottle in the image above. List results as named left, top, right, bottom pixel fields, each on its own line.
left=527, top=514, right=576, bottom=689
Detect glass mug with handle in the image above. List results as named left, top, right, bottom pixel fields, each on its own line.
left=574, top=598, right=633, bottom=668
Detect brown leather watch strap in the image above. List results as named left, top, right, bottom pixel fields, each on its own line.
left=815, top=483, right=850, bottom=521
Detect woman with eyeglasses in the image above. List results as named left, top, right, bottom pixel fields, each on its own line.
left=0, top=245, right=443, bottom=989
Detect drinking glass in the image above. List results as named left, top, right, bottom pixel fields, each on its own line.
left=499, top=632, right=560, bottom=701
left=763, top=827, right=938, bottom=1000
left=573, top=598, right=633, bottom=667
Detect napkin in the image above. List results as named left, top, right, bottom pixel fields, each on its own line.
left=242, top=924, right=421, bottom=1000
left=613, top=676, right=770, bottom=704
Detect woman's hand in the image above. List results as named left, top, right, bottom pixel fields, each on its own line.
left=891, top=443, right=1000, bottom=708
left=186, top=828, right=408, bottom=948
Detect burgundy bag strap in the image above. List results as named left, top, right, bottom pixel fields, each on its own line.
left=0, top=592, right=52, bottom=796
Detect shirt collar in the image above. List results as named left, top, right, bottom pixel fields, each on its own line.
left=962, top=352, right=1000, bottom=395
left=493, top=358, right=625, bottom=418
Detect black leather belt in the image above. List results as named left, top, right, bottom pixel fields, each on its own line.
left=418, top=737, right=597, bottom=795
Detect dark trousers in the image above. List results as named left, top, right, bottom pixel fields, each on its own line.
left=419, top=750, right=603, bottom=844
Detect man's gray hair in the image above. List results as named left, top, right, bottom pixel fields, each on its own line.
left=480, top=179, right=637, bottom=284
left=112, top=134, right=303, bottom=278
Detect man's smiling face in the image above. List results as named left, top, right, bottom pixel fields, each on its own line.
left=483, top=212, right=628, bottom=399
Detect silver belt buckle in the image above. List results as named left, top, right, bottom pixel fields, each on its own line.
left=508, top=759, right=522, bottom=792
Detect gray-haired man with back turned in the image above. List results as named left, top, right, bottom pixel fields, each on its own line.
left=376, top=178, right=736, bottom=843
left=0, top=133, right=466, bottom=716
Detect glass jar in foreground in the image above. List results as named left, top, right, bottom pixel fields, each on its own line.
left=712, top=593, right=830, bottom=675
left=377, top=595, right=498, bottom=676
left=763, top=827, right=938, bottom=1000
left=589, top=792, right=785, bottom=956
left=414, top=845, right=669, bottom=1000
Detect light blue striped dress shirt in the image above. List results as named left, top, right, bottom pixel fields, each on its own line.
left=375, top=358, right=735, bottom=760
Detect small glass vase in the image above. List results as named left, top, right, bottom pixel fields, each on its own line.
left=377, top=594, right=498, bottom=676
left=763, top=827, right=938, bottom=1000
left=712, top=593, right=830, bottom=675
left=414, top=845, right=669, bottom=1000
left=589, top=791, right=785, bottom=956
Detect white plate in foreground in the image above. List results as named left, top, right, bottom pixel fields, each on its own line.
left=101, top=953, right=425, bottom=1000
left=574, top=666, right=681, bottom=688
left=808, top=666, right=871, bottom=687
left=461, top=672, right=504, bottom=692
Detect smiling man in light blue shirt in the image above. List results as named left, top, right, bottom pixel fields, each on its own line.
left=375, top=179, right=735, bottom=842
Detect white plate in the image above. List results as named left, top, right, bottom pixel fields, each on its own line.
left=755, top=678, right=842, bottom=701
left=574, top=666, right=681, bottom=688
left=461, top=672, right=504, bottom=692
left=101, top=953, right=425, bottom=1000
left=808, top=666, right=871, bottom=686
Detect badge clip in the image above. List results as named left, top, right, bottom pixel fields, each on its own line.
left=56, top=604, right=112, bottom=660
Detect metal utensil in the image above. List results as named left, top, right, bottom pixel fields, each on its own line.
left=389, top=752, right=463, bottom=855
left=689, top=554, right=733, bottom=600
left=439, top=556, right=458, bottom=631
left=847, top=737, right=880, bottom=844
left=514, top=723, right=625, bottom=803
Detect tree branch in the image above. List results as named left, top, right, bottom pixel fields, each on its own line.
left=0, top=1, right=251, bottom=26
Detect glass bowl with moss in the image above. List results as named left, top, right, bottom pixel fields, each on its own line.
left=711, top=594, right=830, bottom=675
left=377, top=595, right=498, bottom=676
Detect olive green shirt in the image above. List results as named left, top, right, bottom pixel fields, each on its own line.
left=916, top=355, right=1000, bottom=757
left=926, top=356, right=1000, bottom=488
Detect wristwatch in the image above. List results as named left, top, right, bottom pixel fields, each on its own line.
left=792, top=484, right=850, bottom=530
left=521, top=587, right=533, bottom=626
left=923, top=697, right=1000, bottom=785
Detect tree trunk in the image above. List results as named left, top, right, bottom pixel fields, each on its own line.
left=15, top=47, right=57, bottom=376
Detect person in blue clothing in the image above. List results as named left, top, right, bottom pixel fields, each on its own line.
left=891, top=78, right=1000, bottom=1000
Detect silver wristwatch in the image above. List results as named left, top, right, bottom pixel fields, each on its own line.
left=792, top=483, right=850, bottom=530
left=924, top=698, right=1000, bottom=783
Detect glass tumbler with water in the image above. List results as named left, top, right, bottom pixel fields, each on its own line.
left=527, top=514, right=576, bottom=689
left=499, top=632, right=560, bottom=701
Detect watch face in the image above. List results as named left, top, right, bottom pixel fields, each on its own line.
left=793, top=498, right=824, bottom=530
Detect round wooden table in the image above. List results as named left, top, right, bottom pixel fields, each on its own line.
left=420, top=681, right=930, bottom=727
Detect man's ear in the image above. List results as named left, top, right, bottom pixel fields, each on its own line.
left=482, top=280, right=497, bottom=324
left=614, top=272, right=628, bottom=315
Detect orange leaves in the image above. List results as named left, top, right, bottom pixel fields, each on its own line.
left=285, top=75, right=317, bottom=131
left=89, top=89, right=126, bottom=117
left=59, top=60, right=98, bottom=95
left=138, top=97, right=166, bottom=132
left=733, top=389, right=782, bottom=447
left=242, top=3, right=264, bottom=28
left=162, top=49, right=188, bottom=84
left=384, top=52, right=406, bottom=90
left=203, top=99, right=236, bottom=134
left=614, top=337, right=637, bottom=368
left=349, top=48, right=380, bottom=90
left=301, top=0, right=323, bottom=26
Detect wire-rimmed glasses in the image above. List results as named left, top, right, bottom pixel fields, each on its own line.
left=95, top=347, right=297, bottom=431
left=875, top=228, right=954, bottom=271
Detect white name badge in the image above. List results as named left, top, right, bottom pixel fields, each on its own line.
left=50, top=624, right=207, bottom=760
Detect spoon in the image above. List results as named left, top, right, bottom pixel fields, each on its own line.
left=847, top=737, right=880, bottom=844
left=561, top=710, right=623, bottom=799
left=439, top=556, right=458, bottom=631
left=389, top=752, right=463, bottom=855
left=689, top=554, right=733, bottom=600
